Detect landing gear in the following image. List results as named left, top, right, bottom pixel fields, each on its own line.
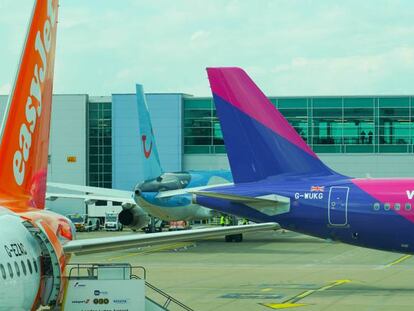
left=145, top=217, right=166, bottom=233
left=146, top=216, right=157, bottom=233
left=223, top=215, right=243, bottom=242
left=225, top=233, right=243, bottom=242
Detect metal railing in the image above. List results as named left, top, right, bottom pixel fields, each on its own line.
left=66, top=263, right=193, bottom=310
left=66, top=263, right=146, bottom=280
left=145, top=280, right=194, bottom=311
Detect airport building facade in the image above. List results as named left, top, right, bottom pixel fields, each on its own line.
left=1, top=93, right=414, bottom=215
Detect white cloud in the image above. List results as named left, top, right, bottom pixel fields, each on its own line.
left=3, top=1, right=414, bottom=96
left=190, top=30, right=210, bottom=42
left=257, top=47, right=414, bottom=96
left=0, top=83, right=11, bottom=95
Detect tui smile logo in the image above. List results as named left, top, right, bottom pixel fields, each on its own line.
left=141, top=134, right=153, bottom=159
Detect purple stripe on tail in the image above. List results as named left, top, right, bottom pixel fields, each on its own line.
left=207, top=67, right=316, bottom=157
left=207, top=67, right=339, bottom=183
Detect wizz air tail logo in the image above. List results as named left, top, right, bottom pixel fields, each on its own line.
left=13, top=0, right=56, bottom=186
left=407, top=190, right=414, bottom=200
left=141, top=134, right=153, bottom=159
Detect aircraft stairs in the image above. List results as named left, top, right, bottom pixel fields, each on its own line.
left=62, top=263, right=193, bottom=311
left=145, top=279, right=194, bottom=311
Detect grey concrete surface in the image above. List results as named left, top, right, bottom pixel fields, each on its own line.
left=70, top=230, right=414, bottom=311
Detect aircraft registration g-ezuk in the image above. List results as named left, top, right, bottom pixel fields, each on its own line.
left=185, top=66, right=414, bottom=255
left=0, top=1, right=276, bottom=309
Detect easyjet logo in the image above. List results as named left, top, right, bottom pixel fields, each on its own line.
left=141, top=134, right=153, bottom=159
left=13, top=0, right=56, bottom=186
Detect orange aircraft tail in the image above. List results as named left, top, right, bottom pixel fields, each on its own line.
left=0, top=0, right=59, bottom=209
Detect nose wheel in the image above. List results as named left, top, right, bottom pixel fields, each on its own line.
left=225, top=234, right=243, bottom=242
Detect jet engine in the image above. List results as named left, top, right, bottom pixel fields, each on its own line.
left=118, top=205, right=150, bottom=230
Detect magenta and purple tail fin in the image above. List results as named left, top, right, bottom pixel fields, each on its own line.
left=207, top=67, right=337, bottom=183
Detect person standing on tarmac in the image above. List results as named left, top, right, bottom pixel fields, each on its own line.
left=220, top=214, right=225, bottom=226
left=225, top=215, right=232, bottom=226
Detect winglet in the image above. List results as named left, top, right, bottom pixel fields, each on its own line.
left=0, top=0, right=59, bottom=208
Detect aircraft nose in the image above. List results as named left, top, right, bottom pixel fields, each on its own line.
left=134, top=187, right=142, bottom=197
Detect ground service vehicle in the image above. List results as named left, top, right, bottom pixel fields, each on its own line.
left=104, top=212, right=123, bottom=231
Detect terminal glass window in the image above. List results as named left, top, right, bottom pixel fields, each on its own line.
left=183, top=95, right=414, bottom=155
left=278, top=98, right=309, bottom=143
left=378, top=98, right=410, bottom=152
left=88, top=101, right=112, bottom=188
left=184, top=98, right=216, bottom=154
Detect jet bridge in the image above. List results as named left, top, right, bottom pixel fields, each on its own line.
left=61, top=263, right=193, bottom=311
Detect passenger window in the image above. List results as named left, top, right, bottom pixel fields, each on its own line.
left=394, top=203, right=401, bottom=211
left=33, top=259, right=38, bottom=273
left=14, top=262, right=20, bottom=277
left=405, top=203, right=412, bottom=211
left=7, top=263, right=13, bottom=279
left=21, top=260, right=26, bottom=276
left=27, top=259, right=33, bottom=274
left=384, top=203, right=391, bottom=210
left=0, top=264, right=6, bottom=280
left=373, top=203, right=380, bottom=210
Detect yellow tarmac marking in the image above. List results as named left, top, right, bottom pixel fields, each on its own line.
left=384, top=254, right=412, bottom=268
left=106, top=242, right=195, bottom=262
left=261, top=288, right=273, bottom=292
left=262, top=279, right=351, bottom=309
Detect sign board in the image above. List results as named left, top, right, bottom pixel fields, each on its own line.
left=63, top=279, right=145, bottom=311
left=67, top=156, right=77, bottom=163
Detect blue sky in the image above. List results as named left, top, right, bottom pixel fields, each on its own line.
left=1, top=0, right=414, bottom=96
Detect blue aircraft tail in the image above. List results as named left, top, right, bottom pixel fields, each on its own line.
left=136, top=84, right=163, bottom=180
left=206, top=67, right=337, bottom=184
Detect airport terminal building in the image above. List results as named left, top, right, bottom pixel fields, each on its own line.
left=1, top=93, right=414, bottom=214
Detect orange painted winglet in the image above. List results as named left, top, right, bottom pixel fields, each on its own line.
left=0, top=0, right=59, bottom=209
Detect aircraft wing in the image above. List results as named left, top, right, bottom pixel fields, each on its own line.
left=192, top=191, right=291, bottom=217
left=46, top=192, right=136, bottom=206
left=63, top=222, right=279, bottom=254
left=47, top=182, right=133, bottom=199
left=155, top=182, right=234, bottom=198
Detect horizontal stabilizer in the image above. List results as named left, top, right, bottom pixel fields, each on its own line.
left=63, top=223, right=279, bottom=254
left=193, top=191, right=290, bottom=216
left=155, top=182, right=234, bottom=198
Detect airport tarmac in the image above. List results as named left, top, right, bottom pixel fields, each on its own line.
left=71, top=229, right=414, bottom=311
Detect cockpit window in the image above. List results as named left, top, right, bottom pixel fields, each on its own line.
left=137, top=172, right=191, bottom=193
